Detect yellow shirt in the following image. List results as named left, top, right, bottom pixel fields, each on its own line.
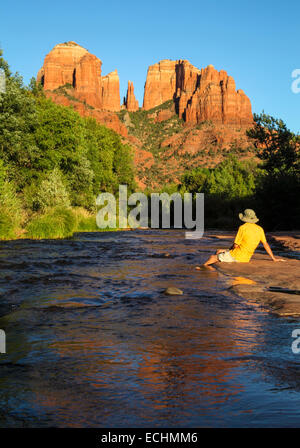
left=229, top=223, right=267, bottom=262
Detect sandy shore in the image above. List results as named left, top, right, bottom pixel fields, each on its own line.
left=205, top=232, right=300, bottom=317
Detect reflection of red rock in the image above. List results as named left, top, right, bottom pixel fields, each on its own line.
left=143, top=60, right=253, bottom=126
left=124, top=81, right=139, bottom=112
left=38, top=41, right=120, bottom=112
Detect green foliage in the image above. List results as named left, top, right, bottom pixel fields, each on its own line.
left=84, top=117, right=135, bottom=194
left=73, top=208, right=99, bottom=232
left=179, top=156, right=259, bottom=228
left=180, top=156, right=257, bottom=199
left=119, top=100, right=184, bottom=156
left=247, top=112, right=300, bottom=174
left=26, top=206, right=77, bottom=239
left=34, top=168, right=71, bottom=211
left=0, top=173, right=23, bottom=239
left=28, top=77, right=45, bottom=97
left=246, top=113, right=300, bottom=229
left=0, top=72, right=39, bottom=188
left=254, top=170, right=300, bottom=230
left=0, top=49, right=136, bottom=238
left=0, top=48, right=11, bottom=77
left=0, top=212, right=17, bottom=240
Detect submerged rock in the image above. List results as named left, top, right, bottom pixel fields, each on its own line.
left=164, top=287, right=183, bottom=296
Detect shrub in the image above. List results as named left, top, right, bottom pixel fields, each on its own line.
left=0, top=211, right=18, bottom=239
left=26, top=206, right=76, bottom=239
left=0, top=180, right=23, bottom=239
left=34, top=168, right=70, bottom=211
left=72, top=207, right=98, bottom=232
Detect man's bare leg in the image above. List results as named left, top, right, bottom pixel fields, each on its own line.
left=196, top=253, right=219, bottom=270
left=203, top=254, right=219, bottom=266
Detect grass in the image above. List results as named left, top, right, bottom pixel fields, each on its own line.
left=26, top=207, right=77, bottom=239
left=73, top=207, right=99, bottom=232
left=0, top=206, right=123, bottom=241
left=0, top=211, right=19, bottom=240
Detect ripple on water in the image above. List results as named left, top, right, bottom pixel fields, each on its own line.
left=0, top=230, right=299, bottom=428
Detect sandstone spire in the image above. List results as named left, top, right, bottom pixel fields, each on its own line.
left=125, top=81, right=139, bottom=111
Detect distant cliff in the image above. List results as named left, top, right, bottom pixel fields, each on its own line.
left=143, top=60, right=253, bottom=126
left=37, top=42, right=255, bottom=188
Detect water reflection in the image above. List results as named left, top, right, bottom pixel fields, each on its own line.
left=0, top=231, right=299, bottom=427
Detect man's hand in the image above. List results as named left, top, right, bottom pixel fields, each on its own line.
left=263, top=241, right=286, bottom=262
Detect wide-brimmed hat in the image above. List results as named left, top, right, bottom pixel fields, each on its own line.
left=239, top=209, right=259, bottom=223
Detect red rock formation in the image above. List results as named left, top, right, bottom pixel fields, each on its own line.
left=38, top=41, right=120, bottom=112
left=124, top=81, right=139, bottom=111
left=143, top=60, right=178, bottom=110
left=101, top=70, right=121, bottom=112
left=183, top=65, right=253, bottom=125
left=143, top=60, right=253, bottom=126
left=75, top=53, right=102, bottom=109
left=37, top=41, right=88, bottom=90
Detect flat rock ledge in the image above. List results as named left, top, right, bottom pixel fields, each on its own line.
left=269, top=232, right=300, bottom=252
left=216, top=254, right=300, bottom=317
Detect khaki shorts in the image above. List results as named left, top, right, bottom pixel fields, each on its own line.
left=217, top=250, right=236, bottom=263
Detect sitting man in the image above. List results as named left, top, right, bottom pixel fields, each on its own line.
left=200, top=209, right=284, bottom=267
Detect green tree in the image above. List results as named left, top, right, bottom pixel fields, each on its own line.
left=180, top=156, right=256, bottom=199
left=205, top=156, right=256, bottom=198
left=34, top=168, right=71, bottom=211
left=84, top=117, right=135, bottom=195
left=0, top=72, right=39, bottom=188
left=0, top=48, right=11, bottom=77
left=247, top=113, right=299, bottom=174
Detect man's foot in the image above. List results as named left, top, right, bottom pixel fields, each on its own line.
left=195, top=265, right=216, bottom=271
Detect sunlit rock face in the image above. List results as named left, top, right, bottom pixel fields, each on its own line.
left=143, top=60, right=253, bottom=126
left=124, top=81, right=139, bottom=112
left=37, top=41, right=120, bottom=111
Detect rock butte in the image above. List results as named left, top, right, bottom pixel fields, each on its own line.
left=143, top=60, right=253, bottom=126
left=37, top=42, right=255, bottom=186
left=37, top=41, right=121, bottom=112
left=38, top=42, right=253, bottom=126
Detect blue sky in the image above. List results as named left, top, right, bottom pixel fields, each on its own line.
left=1, top=0, right=299, bottom=132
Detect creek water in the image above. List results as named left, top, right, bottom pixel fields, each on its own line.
left=0, top=230, right=299, bottom=427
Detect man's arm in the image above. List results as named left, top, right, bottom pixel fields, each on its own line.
left=263, top=241, right=285, bottom=262
left=217, top=242, right=240, bottom=254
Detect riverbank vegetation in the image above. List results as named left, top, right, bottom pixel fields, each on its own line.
left=0, top=48, right=299, bottom=238
left=0, top=49, right=135, bottom=239
left=179, top=114, right=300, bottom=230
